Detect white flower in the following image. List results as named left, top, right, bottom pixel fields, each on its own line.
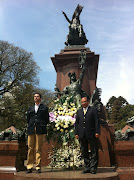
left=55, top=124, right=59, bottom=128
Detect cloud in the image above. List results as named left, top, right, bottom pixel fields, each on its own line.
left=98, top=53, right=134, bottom=105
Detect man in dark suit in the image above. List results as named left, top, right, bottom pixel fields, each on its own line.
left=75, top=96, right=100, bottom=174
left=26, top=93, right=49, bottom=173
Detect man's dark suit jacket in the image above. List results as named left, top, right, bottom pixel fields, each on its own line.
left=75, top=106, right=100, bottom=139
left=27, top=104, right=49, bottom=135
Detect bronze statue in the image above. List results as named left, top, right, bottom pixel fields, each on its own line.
left=62, top=4, right=88, bottom=46
left=61, top=50, right=88, bottom=108
left=54, top=84, right=61, bottom=97
left=89, top=87, right=106, bottom=124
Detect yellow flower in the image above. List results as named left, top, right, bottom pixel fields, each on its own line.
left=60, top=123, right=63, bottom=127
left=70, top=112, right=74, bottom=116
left=64, top=125, right=68, bottom=128
left=71, top=120, right=74, bottom=125
left=65, top=130, right=68, bottom=133
left=60, top=129, right=64, bottom=132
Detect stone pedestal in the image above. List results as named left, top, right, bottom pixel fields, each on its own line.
left=41, top=140, right=54, bottom=166
left=98, top=124, right=115, bottom=167
left=0, top=141, right=18, bottom=180
left=114, top=141, right=134, bottom=167
left=0, top=141, right=27, bottom=180
left=114, top=141, right=134, bottom=180
left=0, top=141, right=19, bottom=167
left=51, top=46, right=99, bottom=96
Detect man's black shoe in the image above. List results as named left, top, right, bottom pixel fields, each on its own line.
left=91, top=170, right=96, bottom=174
left=36, top=169, right=41, bottom=174
left=26, top=169, right=32, bottom=173
left=82, top=168, right=90, bottom=173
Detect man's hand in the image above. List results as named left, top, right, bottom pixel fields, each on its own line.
left=75, top=135, right=79, bottom=139
left=95, top=133, right=100, bottom=138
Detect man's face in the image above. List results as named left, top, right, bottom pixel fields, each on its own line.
left=34, top=94, right=41, bottom=104
left=81, top=97, right=88, bottom=108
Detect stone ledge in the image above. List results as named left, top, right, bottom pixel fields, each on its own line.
left=14, top=167, right=119, bottom=180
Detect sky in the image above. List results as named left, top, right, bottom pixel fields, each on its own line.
left=0, top=0, right=134, bottom=105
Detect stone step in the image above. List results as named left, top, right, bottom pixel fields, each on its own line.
left=14, top=167, right=119, bottom=180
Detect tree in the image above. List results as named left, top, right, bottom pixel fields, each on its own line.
left=0, top=84, right=55, bottom=131
left=110, top=99, right=123, bottom=124
left=120, top=104, right=134, bottom=122
left=106, top=96, right=128, bottom=120
left=111, top=104, right=134, bottom=130
left=0, top=40, right=39, bottom=96
left=106, top=96, right=117, bottom=120
left=0, top=83, right=35, bottom=130
left=105, top=96, right=129, bottom=130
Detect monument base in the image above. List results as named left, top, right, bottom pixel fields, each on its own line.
left=114, top=141, right=134, bottom=179
left=40, top=124, right=115, bottom=168
left=114, top=141, right=134, bottom=167
left=14, top=167, right=118, bottom=180
left=116, top=167, right=134, bottom=180
left=97, top=124, right=115, bottom=167
left=0, top=141, right=27, bottom=180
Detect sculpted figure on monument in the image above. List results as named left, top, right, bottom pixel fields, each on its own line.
left=89, top=87, right=106, bottom=124
left=61, top=50, right=88, bottom=108
left=54, top=84, right=61, bottom=97
left=62, top=4, right=88, bottom=46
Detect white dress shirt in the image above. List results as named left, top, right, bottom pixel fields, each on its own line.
left=35, top=103, right=40, bottom=113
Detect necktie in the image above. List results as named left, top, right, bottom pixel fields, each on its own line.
left=84, top=108, right=86, bottom=115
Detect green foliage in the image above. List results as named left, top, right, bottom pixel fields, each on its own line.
left=0, top=40, right=39, bottom=96
left=115, top=120, right=127, bottom=131
left=0, top=40, right=54, bottom=131
left=0, top=84, right=54, bottom=131
left=106, top=96, right=117, bottom=120
left=106, top=96, right=128, bottom=121
left=120, top=104, right=134, bottom=120
left=0, top=83, right=34, bottom=131
left=48, top=144, right=84, bottom=169
left=106, top=96, right=134, bottom=130
left=110, top=99, right=123, bottom=123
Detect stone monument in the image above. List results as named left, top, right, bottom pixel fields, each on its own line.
left=50, top=4, right=115, bottom=168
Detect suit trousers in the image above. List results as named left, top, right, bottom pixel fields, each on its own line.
left=27, top=131, right=44, bottom=170
left=79, top=135, right=98, bottom=171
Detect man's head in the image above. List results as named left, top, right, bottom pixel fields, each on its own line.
left=34, top=93, right=42, bottom=105
left=81, top=97, right=88, bottom=108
